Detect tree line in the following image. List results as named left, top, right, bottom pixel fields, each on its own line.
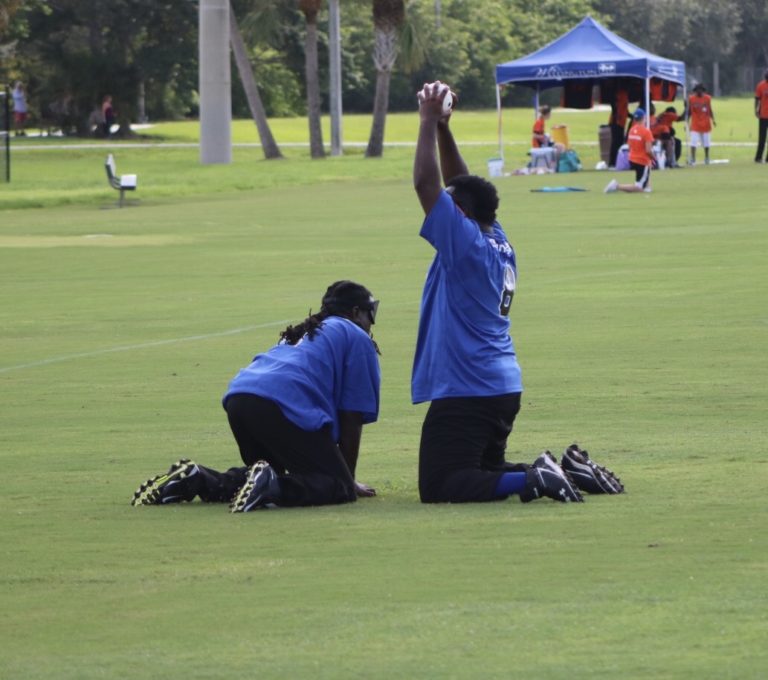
left=1, top=0, right=766, bottom=151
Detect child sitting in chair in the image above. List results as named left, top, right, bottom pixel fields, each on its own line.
left=530, top=105, right=564, bottom=171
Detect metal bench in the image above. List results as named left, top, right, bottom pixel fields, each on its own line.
left=105, top=154, right=137, bottom=207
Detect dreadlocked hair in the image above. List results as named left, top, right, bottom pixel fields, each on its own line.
left=278, top=280, right=381, bottom=355
left=279, top=309, right=329, bottom=345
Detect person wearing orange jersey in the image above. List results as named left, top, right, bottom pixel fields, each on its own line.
left=530, top=105, right=562, bottom=170
left=531, top=105, right=552, bottom=148
left=754, top=70, right=768, bottom=163
left=604, top=108, right=654, bottom=194
left=652, top=105, right=684, bottom=168
left=688, top=83, right=716, bottom=164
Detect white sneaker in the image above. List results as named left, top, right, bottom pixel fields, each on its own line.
left=643, top=187, right=652, bottom=193
left=604, top=179, right=618, bottom=193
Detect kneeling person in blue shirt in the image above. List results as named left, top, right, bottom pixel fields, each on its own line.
left=132, top=281, right=381, bottom=512
left=413, top=82, right=582, bottom=504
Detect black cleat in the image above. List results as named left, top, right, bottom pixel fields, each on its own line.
left=561, top=444, right=624, bottom=494
left=229, top=461, right=279, bottom=513
left=520, top=451, right=583, bottom=503
left=131, top=458, right=200, bottom=506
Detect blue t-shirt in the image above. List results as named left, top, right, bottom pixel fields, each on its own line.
left=223, top=316, right=380, bottom=440
left=411, top=190, right=523, bottom=403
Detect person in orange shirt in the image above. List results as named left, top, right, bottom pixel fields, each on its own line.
left=688, top=83, right=716, bottom=164
left=652, top=105, right=684, bottom=168
left=604, top=108, right=654, bottom=194
left=531, top=104, right=552, bottom=148
left=754, top=70, right=768, bottom=163
left=530, top=105, right=563, bottom=170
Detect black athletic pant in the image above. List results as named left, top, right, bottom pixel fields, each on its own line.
left=418, top=393, right=524, bottom=503
left=756, top=118, right=768, bottom=162
left=609, top=123, right=625, bottom=167
left=191, top=394, right=357, bottom=507
left=192, top=464, right=249, bottom=503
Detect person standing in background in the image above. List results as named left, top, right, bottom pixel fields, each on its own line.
left=101, top=95, right=115, bottom=137
left=11, top=81, right=28, bottom=136
left=754, top=70, right=768, bottom=164
left=688, top=83, right=716, bottom=165
left=608, top=86, right=629, bottom=168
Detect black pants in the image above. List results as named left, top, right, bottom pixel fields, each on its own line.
left=190, top=394, right=357, bottom=507
left=418, top=393, right=525, bottom=503
left=189, top=464, right=249, bottom=503
left=609, top=123, right=625, bottom=167
left=756, top=118, right=768, bottom=161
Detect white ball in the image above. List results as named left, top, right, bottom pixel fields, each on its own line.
left=441, top=90, right=453, bottom=115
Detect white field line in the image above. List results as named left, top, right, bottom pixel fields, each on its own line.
left=0, top=319, right=291, bottom=375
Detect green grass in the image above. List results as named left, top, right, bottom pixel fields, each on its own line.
left=12, top=95, right=761, bottom=146
left=1, top=112, right=767, bottom=678
left=3, top=98, right=760, bottom=212
left=136, top=96, right=761, bottom=146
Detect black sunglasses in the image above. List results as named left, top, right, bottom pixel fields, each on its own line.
left=366, top=299, right=380, bottom=324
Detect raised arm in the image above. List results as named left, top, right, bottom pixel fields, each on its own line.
left=413, top=82, right=462, bottom=216
left=437, top=119, right=469, bottom=182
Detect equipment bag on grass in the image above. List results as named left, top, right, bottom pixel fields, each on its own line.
left=557, top=149, right=581, bottom=173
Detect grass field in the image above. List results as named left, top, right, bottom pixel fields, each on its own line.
left=1, top=105, right=767, bottom=678
left=2, top=97, right=761, bottom=212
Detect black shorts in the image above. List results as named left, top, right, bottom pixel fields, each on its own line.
left=630, top=162, right=651, bottom=188
left=418, top=393, right=523, bottom=503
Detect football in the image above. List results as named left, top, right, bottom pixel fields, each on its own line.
left=441, top=89, right=453, bottom=114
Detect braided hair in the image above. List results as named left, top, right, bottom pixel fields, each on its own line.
left=279, top=280, right=381, bottom=354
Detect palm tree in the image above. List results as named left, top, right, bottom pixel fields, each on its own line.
left=328, top=0, right=343, bottom=156
left=299, top=0, right=325, bottom=158
left=365, top=0, right=405, bottom=157
left=229, top=2, right=282, bottom=159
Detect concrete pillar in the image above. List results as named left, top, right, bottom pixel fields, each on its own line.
left=199, top=0, right=231, bottom=164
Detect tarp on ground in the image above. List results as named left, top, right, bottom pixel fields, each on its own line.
left=495, top=16, right=686, bottom=89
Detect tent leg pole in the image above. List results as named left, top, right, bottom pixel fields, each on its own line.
left=683, top=84, right=690, bottom=165
left=496, top=85, right=503, bottom=163
left=645, top=79, right=650, bottom=123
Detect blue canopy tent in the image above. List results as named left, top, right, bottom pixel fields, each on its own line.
left=494, top=16, right=687, bottom=162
